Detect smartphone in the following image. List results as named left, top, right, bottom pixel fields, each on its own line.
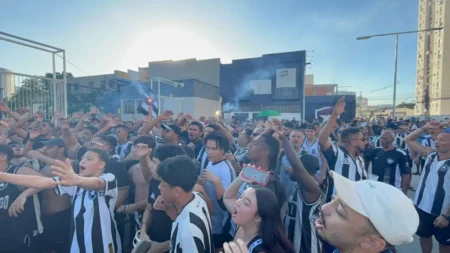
left=242, top=166, right=270, bottom=186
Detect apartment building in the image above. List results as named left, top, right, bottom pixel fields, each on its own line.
left=415, top=0, right=450, bottom=115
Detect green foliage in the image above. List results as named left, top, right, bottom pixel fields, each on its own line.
left=396, top=102, right=415, bottom=109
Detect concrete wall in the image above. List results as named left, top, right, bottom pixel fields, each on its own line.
left=148, top=58, right=221, bottom=88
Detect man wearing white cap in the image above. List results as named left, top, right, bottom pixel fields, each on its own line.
left=315, top=171, right=419, bottom=253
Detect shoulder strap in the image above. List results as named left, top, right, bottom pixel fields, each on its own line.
left=248, top=238, right=263, bottom=253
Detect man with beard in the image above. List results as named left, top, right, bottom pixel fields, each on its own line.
left=315, top=171, right=419, bottom=253
left=8, top=142, right=29, bottom=167
left=282, top=121, right=294, bottom=139
left=318, top=97, right=367, bottom=202
left=187, top=121, right=204, bottom=158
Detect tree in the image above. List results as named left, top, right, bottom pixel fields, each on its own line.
left=3, top=72, right=74, bottom=115
left=396, top=102, right=415, bottom=109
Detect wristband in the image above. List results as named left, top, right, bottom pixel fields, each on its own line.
left=442, top=214, right=450, bottom=221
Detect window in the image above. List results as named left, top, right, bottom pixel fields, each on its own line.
left=122, top=100, right=136, bottom=114
left=250, top=80, right=272, bottom=94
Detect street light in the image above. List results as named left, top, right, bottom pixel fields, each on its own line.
left=356, top=27, right=443, bottom=119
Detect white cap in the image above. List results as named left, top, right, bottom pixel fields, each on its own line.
left=331, top=171, right=419, bottom=245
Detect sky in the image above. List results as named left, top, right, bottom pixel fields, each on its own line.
left=0, top=0, right=420, bottom=105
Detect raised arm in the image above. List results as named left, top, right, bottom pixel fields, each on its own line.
left=319, top=97, right=346, bottom=151
left=280, top=134, right=321, bottom=203
left=404, top=121, right=438, bottom=157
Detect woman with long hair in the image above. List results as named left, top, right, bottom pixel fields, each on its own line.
left=222, top=171, right=295, bottom=253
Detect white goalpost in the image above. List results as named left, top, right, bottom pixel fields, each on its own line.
left=0, top=31, right=68, bottom=117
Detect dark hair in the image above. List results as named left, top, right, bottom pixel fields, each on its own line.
left=204, top=131, right=229, bottom=153
left=0, top=144, right=14, bottom=162
left=260, top=135, right=280, bottom=172
left=190, top=121, right=204, bottom=132
left=115, top=125, right=129, bottom=132
left=87, top=148, right=110, bottom=164
left=153, top=144, right=186, bottom=162
left=242, top=128, right=253, bottom=143
left=157, top=155, right=198, bottom=192
left=96, top=135, right=117, bottom=152
left=254, top=187, right=295, bottom=253
left=180, top=145, right=195, bottom=159
left=205, top=124, right=220, bottom=132
left=41, top=120, right=54, bottom=129
left=85, top=126, right=98, bottom=135
left=340, top=127, right=362, bottom=142
left=133, top=136, right=156, bottom=150
left=283, top=122, right=294, bottom=129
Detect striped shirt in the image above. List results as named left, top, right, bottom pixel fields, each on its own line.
left=170, top=192, right=214, bottom=253
left=284, top=185, right=322, bottom=253
left=415, top=152, right=450, bottom=216
left=54, top=173, right=121, bottom=253
left=323, top=143, right=367, bottom=201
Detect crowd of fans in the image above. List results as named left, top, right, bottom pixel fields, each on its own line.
left=0, top=97, right=448, bottom=253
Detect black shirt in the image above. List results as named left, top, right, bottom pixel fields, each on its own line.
left=365, top=147, right=410, bottom=187
left=371, top=125, right=383, bottom=136
left=191, top=138, right=204, bottom=158
left=23, top=132, right=52, bottom=150
left=147, top=179, right=172, bottom=243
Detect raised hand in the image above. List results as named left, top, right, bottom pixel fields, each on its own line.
left=33, top=111, right=45, bottom=119
left=423, top=120, right=441, bottom=131
left=51, top=159, right=79, bottom=186
left=333, top=97, right=346, bottom=116
left=159, top=110, right=173, bottom=121
left=90, top=107, right=100, bottom=115
left=72, top=112, right=82, bottom=119
left=0, top=102, right=10, bottom=113
left=29, top=128, right=41, bottom=140
left=57, top=118, right=70, bottom=129
left=222, top=239, right=248, bottom=253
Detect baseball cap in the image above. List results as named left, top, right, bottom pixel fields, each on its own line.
left=161, top=123, right=181, bottom=136
left=42, top=138, right=66, bottom=148
left=300, top=154, right=319, bottom=175
left=331, top=171, right=419, bottom=245
left=444, top=128, right=450, bottom=134
left=385, top=123, right=398, bottom=130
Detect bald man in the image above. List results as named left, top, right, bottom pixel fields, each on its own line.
left=365, top=130, right=410, bottom=195
left=405, top=122, right=450, bottom=253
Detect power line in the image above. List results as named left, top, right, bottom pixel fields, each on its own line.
left=55, top=54, right=91, bottom=76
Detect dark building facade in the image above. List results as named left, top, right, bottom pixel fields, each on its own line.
left=220, top=51, right=306, bottom=119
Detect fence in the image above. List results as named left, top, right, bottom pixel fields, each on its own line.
left=0, top=71, right=65, bottom=118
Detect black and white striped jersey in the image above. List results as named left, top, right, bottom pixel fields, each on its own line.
left=415, top=152, right=450, bottom=216
left=323, top=143, right=367, bottom=202
left=54, top=173, right=122, bottom=253
left=169, top=192, right=214, bottom=253
left=197, top=146, right=209, bottom=173
left=323, top=143, right=367, bottom=181
left=284, top=185, right=322, bottom=253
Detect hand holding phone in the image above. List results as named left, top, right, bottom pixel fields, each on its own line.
left=241, top=165, right=270, bottom=187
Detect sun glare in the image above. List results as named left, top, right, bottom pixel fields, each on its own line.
left=121, top=27, right=230, bottom=70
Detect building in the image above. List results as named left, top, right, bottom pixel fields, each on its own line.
left=415, top=0, right=450, bottom=115
left=356, top=95, right=370, bottom=118
left=221, top=51, right=306, bottom=120
left=0, top=68, right=15, bottom=99
left=69, top=59, right=221, bottom=120
left=305, top=84, right=337, bottom=96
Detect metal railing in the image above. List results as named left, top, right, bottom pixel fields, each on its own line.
left=0, top=71, right=65, bottom=118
